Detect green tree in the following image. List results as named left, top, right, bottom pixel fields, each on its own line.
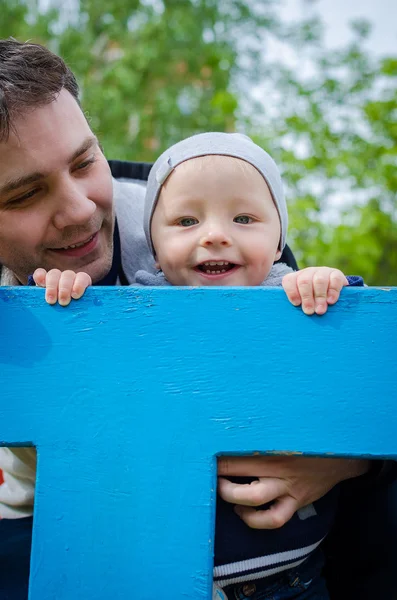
left=1, top=0, right=279, bottom=159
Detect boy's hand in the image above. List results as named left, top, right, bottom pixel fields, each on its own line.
left=33, top=268, right=92, bottom=306
left=282, top=267, right=348, bottom=315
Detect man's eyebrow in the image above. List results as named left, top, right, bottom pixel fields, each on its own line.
left=0, top=172, right=44, bottom=196
left=68, top=135, right=99, bottom=163
left=0, top=136, right=99, bottom=197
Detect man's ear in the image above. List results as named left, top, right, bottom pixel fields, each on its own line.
left=154, top=261, right=161, bottom=270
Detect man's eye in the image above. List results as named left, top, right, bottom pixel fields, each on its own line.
left=75, top=157, right=96, bottom=171
left=178, top=217, right=198, bottom=227
left=8, top=189, right=38, bottom=206
left=234, top=215, right=252, bottom=224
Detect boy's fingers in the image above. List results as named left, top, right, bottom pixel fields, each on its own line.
left=58, top=270, right=79, bottom=306
left=282, top=273, right=301, bottom=306
left=44, top=269, right=62, bottom=304
left=296, top=269, right=316, bottom=315
left=313, top=268, right=330, bottom=315
left=217, top=477, right=287, bottom=507
left=327, top=270, right=349, bottom=304
left=234, top=495, right=298, bottom=530
left=71, top=272, right=92, bottom=299
left=32, top=268, right=47, bottom=287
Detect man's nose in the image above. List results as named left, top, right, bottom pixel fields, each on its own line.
left=52, top=179, right=97, bottom=229
left=199, top=229, right=232, bottom=248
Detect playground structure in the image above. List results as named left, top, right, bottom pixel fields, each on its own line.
left=1, top=285, right=396, bottom=600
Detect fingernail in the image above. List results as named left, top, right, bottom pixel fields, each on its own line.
left=315, top=301, right=325, bottom=314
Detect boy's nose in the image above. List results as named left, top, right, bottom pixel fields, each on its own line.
left=199, top=230, right=232, bottom=248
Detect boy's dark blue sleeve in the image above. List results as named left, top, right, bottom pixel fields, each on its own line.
left=346, top=275, right=364, bottom=286
left=27, top=275, right=36, bottom=286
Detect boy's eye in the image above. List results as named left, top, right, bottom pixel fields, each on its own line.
left=178, top=217, right=198, bottom=227
left=234, top=215, right=252, bottom=224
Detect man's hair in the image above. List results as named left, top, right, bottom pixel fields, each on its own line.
left=0, top=38, right=80, bottom=141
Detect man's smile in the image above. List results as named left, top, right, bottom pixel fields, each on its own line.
left=48, top=230, right=100, bottom=257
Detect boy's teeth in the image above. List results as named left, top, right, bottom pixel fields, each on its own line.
left=200, top=260, right=235, bottom=275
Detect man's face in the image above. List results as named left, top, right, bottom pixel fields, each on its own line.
left=0, top=90, right=114, bottom=284
left=151, top=156, right=282, bottom=287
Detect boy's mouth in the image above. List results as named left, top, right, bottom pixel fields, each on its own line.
left=195, top=260, right=238, bottom=275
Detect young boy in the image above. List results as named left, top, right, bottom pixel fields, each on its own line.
left=33, top=132, right=362, bottom=599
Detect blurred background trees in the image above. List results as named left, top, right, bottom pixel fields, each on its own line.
left=2, top=0, right=395, bottom=283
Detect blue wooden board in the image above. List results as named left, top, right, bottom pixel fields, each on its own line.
left=0, top=286, right=396, bottom=599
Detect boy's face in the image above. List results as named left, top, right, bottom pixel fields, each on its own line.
left=0, top=90, right=114, bottom=284
left=151, top=156, right=282, bottom=287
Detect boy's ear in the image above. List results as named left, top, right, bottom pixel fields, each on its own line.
left=275, top=249, right=282, bottom=261
left=154, top=261, right=161, bottom=270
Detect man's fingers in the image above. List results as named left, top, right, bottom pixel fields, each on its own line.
left=217, top=456, right=281, bottom=478
left=282, top=273, right=301, bottom=306
left=58, top=270, right=80, bottom=306
left=44, top=269, right=62, bottom=304
left=217, top=455, right=370, bottom=531
left=71, top=272, right=92, bottom=299
left=327, top=270, right=348, bottom=305
left=32, top=268, right=47, bottom=288
left=234, top=495, right=298, bottom=530
left=217, top=477, right=287, bottom=507
left=218, top=455, right=370, bottom=482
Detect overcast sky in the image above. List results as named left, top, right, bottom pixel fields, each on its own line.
left=281, top=0, right=396, bottom=56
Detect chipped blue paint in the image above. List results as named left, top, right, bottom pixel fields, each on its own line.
left=0, top=286, right=396, bottom=599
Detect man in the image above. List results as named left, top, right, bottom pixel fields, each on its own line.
left=0, top=39, right=393, bottom=599
left=0, top=40, right=153, bottom=289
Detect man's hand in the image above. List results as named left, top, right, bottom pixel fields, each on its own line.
left=33, top=268, right=92, bottom=306
left=217, top=455, right=370, bottom=529
left=282, top=267, right=348, bottom=315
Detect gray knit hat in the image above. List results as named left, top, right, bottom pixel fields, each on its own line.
left=144, top=132, right=288, bottom=256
